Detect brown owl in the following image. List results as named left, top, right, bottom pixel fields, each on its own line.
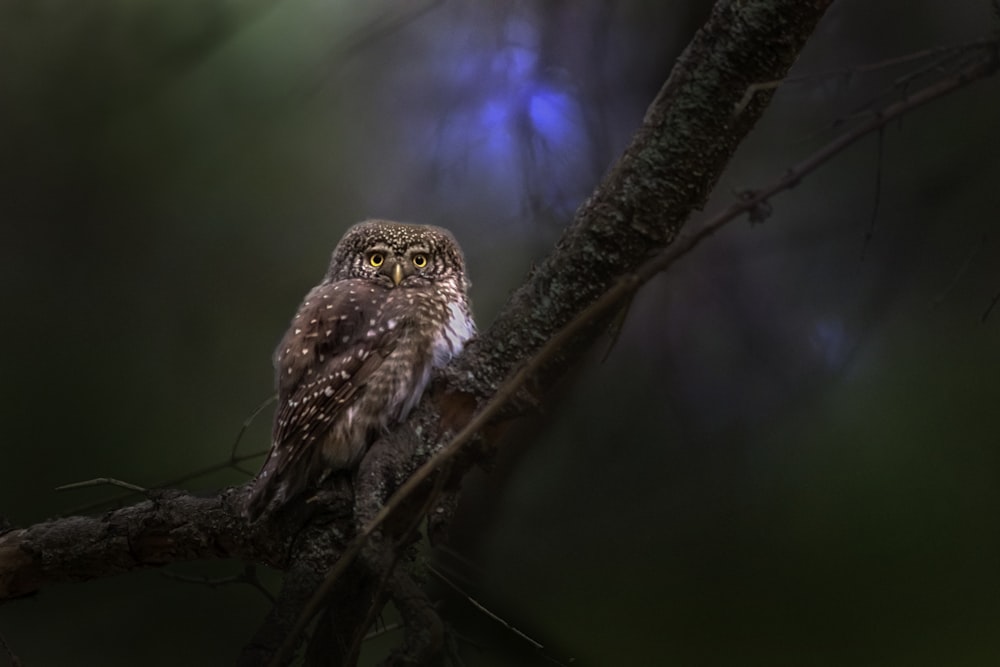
left=245, top=220, right=475, bottom=520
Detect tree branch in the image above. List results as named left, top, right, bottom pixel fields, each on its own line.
left=0, top=488, right=277, bottom=600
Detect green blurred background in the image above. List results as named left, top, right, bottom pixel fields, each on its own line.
left=2, top=1, right=999, bottom=664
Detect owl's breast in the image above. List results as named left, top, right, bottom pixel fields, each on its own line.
left=371, top=287, right=474, bottom=424
left=432, top=300, right=476, bottom=367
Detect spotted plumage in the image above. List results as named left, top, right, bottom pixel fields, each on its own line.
left=245, top=220, right=475, bottom=520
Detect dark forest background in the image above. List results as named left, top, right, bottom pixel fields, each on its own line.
left=2, top=1, right=999, bottom=664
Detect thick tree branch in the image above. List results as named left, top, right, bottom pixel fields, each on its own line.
left=0, top=488, right=273, bottom=600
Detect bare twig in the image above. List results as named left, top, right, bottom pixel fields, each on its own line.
left=61, top=449, right=267, bottom=516
left=362, top=622, right=401, bottom=641
left=798, top=39, right=996, bottom=86
left=231, top=394, right=277, bottom=459
left=61, top=393, right=275, bottom=516
left=933, top=234, right=988, bottom=307
left=861, top=125, right=886, bottom=259
left=426, top=563, right=564, bottom=660
left=55, top=477, right=147, bottom=493
left=338, top=0, right=444, bottom=58
left=733, top=38, right=993, bottom=116
left=163, top=563, right=276, bottom=604
left=0, top=630, right=23, bottom=667
left=982, top=291, right=1000, bottom=322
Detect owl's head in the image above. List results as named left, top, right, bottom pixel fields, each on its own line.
left=327, top=219, right=469, bottom=290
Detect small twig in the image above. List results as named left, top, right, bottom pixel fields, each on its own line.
left=933, top=234, right=988, bottom=307
left=55, top=477, right=147, bottom=493
left=146, top=450, right=269, bottom=488
left=733, top=39, right=993, bottom=116
left=890, top=49, right=968, bottom=92
left=61, top=449, right=268, bottom=516
left=0, top=630, right=23, bottom=667
left=600, top=295, right=636, bottom=363
left=733, top=80, right=782, bottom=116
left=428, top=562, right=573, bottom=665
left=62, top=395, right=275, bottom=515
left=338, top=0, right=443, bottom=57
left=313, top=0, right=446, bottom=89
left=426, top=563, right=559, bottom=658
left=861, top=125, right=885, bottom=260
left=796, top=40, right=992, bottom=85
left=231, top=394, right=277, bottom=459
left=363, top=622, right=401, bottom=641
left=982, top=291, right=1000, bottom=322
left=163, top=563, right=276, bottom=604
left=833, top=43, right=992, bottom=126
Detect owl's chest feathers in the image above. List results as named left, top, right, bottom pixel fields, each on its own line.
left=433, top=299, right=475, bottom=367
left=370, top=288, right=474, bottom=423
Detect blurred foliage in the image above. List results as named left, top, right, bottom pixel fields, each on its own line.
left=1, top=0, right=999, bottom=664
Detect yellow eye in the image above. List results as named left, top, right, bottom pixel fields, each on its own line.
left=369, top=253, right=384, bottom=267
left=412, top=254, right=427, bottom=268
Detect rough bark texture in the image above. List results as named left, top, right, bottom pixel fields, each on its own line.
left=0, top=489, right=265, bottom=600
left=0, top=1, right=834, bottom=664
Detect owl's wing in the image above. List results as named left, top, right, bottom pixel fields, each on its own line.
left=271, top=338, right=394, bottom=458
left=245, top=280, right=401, bottom=519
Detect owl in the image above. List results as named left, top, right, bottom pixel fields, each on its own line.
left=245, top=219, right=475, bottom=520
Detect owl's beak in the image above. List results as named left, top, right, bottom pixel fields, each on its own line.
left=391, top=262, right=404, bottom=286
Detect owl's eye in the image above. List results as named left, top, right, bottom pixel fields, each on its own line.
left=412, top=254, right=428, bottom=268
left=368, top=253, right=384, bottom=267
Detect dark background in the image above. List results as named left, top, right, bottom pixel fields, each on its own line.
left=2, top=1, right=999, bottom=664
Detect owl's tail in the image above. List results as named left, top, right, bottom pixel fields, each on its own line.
left=243, top=466, right=282, bottom=523
left=243, top=450, right=293, bottom=522
left=243, top=445, right=322, bottom=522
